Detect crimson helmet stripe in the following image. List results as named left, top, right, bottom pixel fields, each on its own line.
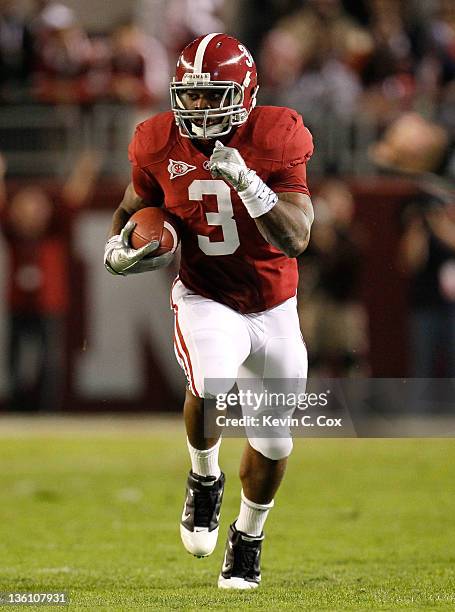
left=193, top=32, right=222, bottom=73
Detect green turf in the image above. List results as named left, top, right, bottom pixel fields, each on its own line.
left=0, top=419, right=454, bottom=610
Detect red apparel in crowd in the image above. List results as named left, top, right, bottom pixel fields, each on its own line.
left=1, top=200, right=72, bottom=315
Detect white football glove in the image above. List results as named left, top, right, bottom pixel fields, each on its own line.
left=104, top=220, right=174, bottom=275
left=208, top=141, right=278, bottom=218
left=208, top=140, right=251, bottom=192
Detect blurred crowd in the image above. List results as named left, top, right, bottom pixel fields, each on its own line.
left=297, top=179, right=370, bottom=378
left=0, top=1, right=452, bottom=121
left=0, top=149, right=102, bottom=411
left=256, top=0, right=455, bottom=112
left=0, top=0, right=170, bottom=107
left=253, top=0, right=455, bottom=179
left=1, top=0, right=454, bottom=173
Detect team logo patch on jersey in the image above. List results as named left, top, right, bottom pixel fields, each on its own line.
left=168, top=159, right=197, bottom=180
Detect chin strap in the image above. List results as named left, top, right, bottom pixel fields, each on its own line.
left=191, top=122, right=226, bottom=137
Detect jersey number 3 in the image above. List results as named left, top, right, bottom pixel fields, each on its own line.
left=189, top=180, right=240, bottom=256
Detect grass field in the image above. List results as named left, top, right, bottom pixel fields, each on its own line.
left=0, top=417, right=455, bottom=610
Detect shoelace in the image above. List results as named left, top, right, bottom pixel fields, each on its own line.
left=233, top=541, right=259, bottom=577
left=193, top=484, right=219, bottom=527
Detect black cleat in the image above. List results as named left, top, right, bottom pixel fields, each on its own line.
left=218, top=522, right=263, bottom=589
left=180, top=470, right=225, bottom=557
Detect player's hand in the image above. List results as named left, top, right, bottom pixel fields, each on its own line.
left=104, top=220, right=174, bottom=275
left=208, top=140, right=252, bottom=192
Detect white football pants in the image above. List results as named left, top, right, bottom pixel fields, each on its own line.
left=171, top=278, right=308, bottom=459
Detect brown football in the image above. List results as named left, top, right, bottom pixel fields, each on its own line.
left=129, top=207, right=180, bottom=256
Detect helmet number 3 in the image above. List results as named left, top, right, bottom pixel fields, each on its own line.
left=238, top=44, right=254, bottom=68
left=189, top=179, right=240, bottom=256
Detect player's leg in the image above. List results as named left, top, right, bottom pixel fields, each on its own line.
left=180, top=389, right=226, bottom=557
left=184, top=387, right=220, bottom=451
left=219, top=296, right=307, bottom=589
left=172, top=280, right=251, bottom=557
left=217, top=444, right=287, bottom=590
left=239, top=443, right=287, bottom=504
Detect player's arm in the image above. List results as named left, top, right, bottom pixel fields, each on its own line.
left=108, top=182, right=148, bottom=238
left=104, top=182, right=173, bottom=276
left=253, top=191, right=313, bottom=257
left=209, top=141, right=313, bottom=257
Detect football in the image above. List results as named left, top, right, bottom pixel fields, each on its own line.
left=129, top=207, right=180, bottom=256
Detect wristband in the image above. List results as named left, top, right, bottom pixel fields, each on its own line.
left=238, top=169, right=278, bottom=219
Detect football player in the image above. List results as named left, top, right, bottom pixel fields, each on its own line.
left=104, top=33, right=314, bottom=589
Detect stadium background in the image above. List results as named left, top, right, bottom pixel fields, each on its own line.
left=0, top=0, right=454, bottom=413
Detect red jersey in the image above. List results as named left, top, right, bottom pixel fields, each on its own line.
left=129, top=106, right=313, bottom=313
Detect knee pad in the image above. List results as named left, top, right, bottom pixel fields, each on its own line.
left=203, top=376, right=237, bottom=400
left=248, top=436, right=293, bottom=460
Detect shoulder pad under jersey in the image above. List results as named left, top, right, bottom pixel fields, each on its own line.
left=129, top=111, right=177, bottom=168
left=241, top=106, right=310, bottom=163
